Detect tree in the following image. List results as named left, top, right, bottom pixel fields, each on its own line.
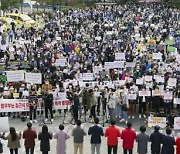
left=1, top=0, right=19, bottom=10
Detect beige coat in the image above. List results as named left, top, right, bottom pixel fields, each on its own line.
left=6, top=134, right=21, bottom=149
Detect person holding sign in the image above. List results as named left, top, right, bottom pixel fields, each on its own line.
left=163, top=87, right=173, bottom=115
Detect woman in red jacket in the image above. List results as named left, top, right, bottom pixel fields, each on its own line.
left=176, top=136, right=180, bottom=154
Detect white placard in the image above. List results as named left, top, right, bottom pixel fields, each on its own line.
left=174, top=98, right=180, bottom=104
left=145, top=75, right=153, bottom=82
left=25, top=72, right=42, bottom=84
left=126, top=62, right=136, bottom=68
left=115, top=53, right=125, bottom=60
left=174, top=117, right=180, bottom=130
left=148, top=117, right=166, bottom=128
left=119, top=80, right=126, bottom=86
left=136, top=78, right=144, bottom=85
left=168, top=78, right=177, bottom=87
left=6, top=70, right=25, bottom=82
left=0, top=117, right=9, bottom=133
left=82, top=73, right=94, bottom=81
left=114, top=61, right=124, bottom=68
left=139, top=91, right=151, bottom=96
left=154, top=75, right=164, bottom=83
left=153, top=53, right=162, bottom=60
left=128, top=94, right=137, bottom=100
left=93, top=66, right=103, bottom=73
left=55, top=58, right=67, bottom=67
left=163, top=92, right=173, bottom=100
left=104, top=62, right=115, bottom=69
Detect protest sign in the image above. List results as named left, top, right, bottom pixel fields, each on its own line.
left=82, top=73, right=94, bottom=81
left=136, top=78, right=144, bottom=85
left=154, top=75, right=164, bottom=83
left=55, top=58, right=67, bottom=67
left=104, top=62, right=115, bottom=69
left=148, top=117, right=166, bottom=128
left=93, top=66, right=103, bottom=73
left=153, top=53, right=162, bottom=60
left=165, top=39, right=174, bottom=45
left=152, top=90, right=163, bottom=96
left=163, top=92, right=173, bottom=100
left=25, top=72, right=42, bottom=84
left=6, top=70, right=24, bottom=82
left=0, top=117, right=9, bottom=132
left=174, top=117, right=180, bottom=130
left=119, top=80, right=126, bottom=86
left=115, top=53, right=125, bottom=60
left=167, top=46, right=176, bottom=52
left=145, top=75, right=152, bottom=82
left=168, top=78, right=177, bottom=87
left=139, top=91, right=151, bottom=96
left=174, top=98, right=180, bottom=104
left=126, top=62, right=136, bottom=68
left=128, top=94, right=137, bottom=100
left=114, top=61, right=124, bottom=68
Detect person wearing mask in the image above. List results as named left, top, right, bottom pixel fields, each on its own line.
left=43, top=90, right=54, bottom=122
left=121, top=122, right=136, bottom=154
left=88, top=117, right=104, bottom=154
left=136, top=126, right=149, bottom=154
left=150, top=125, right=163, bottom=154
left=161, top=128, right=175, bottom=154
left=22, top=122, right=37, bottom=154
left=54, top=124, right=70, bottom=154
left=28, top=88, right=38, bottom=123
left=105, top=120, right=121, bottom=154
left=2, top=127, right=21, bottom=154
left=38, top=125, right=53, bottom=154
left=72, top=91, right=80, bottom=123
left=72, top=120, right=86, bottom=154
left=107, top=89, right=116, bottom=121
left=176, top=135, right=180, bottom=154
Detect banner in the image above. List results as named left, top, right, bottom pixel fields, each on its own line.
left=0, top=117, right=9, bottom=132
left=55, top=58, right=67, bottom=67
left=82, top=73, right=94, bottom=81
left=6, top=70, right=24, bottom=82
left=115, top=53, right=125, bottom=60
left=25, top=72, right=42, bottom=84
left=0, top=98, right=71, bottom=112
left=104, top=62, right=115, bottom=69
left=148, top=117, right=166, bottom=128
left=114, top=61, right=124, bottom=68
left=139, top=91, right=151, bottom=96
left=174, top=117, right=180, bottom=130
left=174, top=98, right=180, bottom=104
left=126, top=62, right=136, bottom=68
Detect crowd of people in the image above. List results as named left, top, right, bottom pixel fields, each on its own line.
left=0, top=2, right=180, bottom=153
left=0, top=120, right=180, bottom=154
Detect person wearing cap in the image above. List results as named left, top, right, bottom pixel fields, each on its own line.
left=150, top=125, right=163, bottom=154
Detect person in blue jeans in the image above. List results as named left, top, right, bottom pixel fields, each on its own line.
left=88, top=117, right=104, bottom=154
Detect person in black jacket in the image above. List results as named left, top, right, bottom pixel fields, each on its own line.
left=161, top=127, right=175, bottom=154
left=38, top=125, right=52, bottom=154
left=43, top=90, right=54, bottom=122
left=150, top=125, right=163, bottom=154
left=28, top=89, right=38, bottom=123
left=72, top=92, right=80, bottom=123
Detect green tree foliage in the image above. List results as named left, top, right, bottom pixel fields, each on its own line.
left=1, top=0, right=19, bottom=10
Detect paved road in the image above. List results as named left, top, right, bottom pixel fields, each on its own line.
left=1, top=112, right=179, bottom=154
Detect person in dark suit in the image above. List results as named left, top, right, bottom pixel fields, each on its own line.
left=38, top=125, right=52, bottom=154
left=150, top=125, right=163, bottom=154
left=161, top=128, right=175, bottom=154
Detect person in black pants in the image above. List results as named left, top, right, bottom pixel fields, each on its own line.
left=28, top=89, right=38, bottom=123
left=43, top=91, right=54, bottom=122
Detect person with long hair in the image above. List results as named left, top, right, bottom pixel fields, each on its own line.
left=38, top=125, right=52, bottom=154
left=54, top=124, right=70, bottom=154
left=2, top=127, right=21, bottom=154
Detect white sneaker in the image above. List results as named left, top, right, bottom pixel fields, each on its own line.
left=51, top=119, right=54, bottom=122
left=30, top=120, right=33, bottom=123
left=132, top=116, right=135, bottom=119
left=125, top=121, right=128, bottom=124
left=139, top=115, right=141, bottom=118
left=33, top=120, right=38, bottom=123
left=120, top=119, right=125, bottom=122
left=128, top=116, right=131, bottom=118
left=45, top=119, right=48, bottom=122
left=143, top=114, right=146, bottom=118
